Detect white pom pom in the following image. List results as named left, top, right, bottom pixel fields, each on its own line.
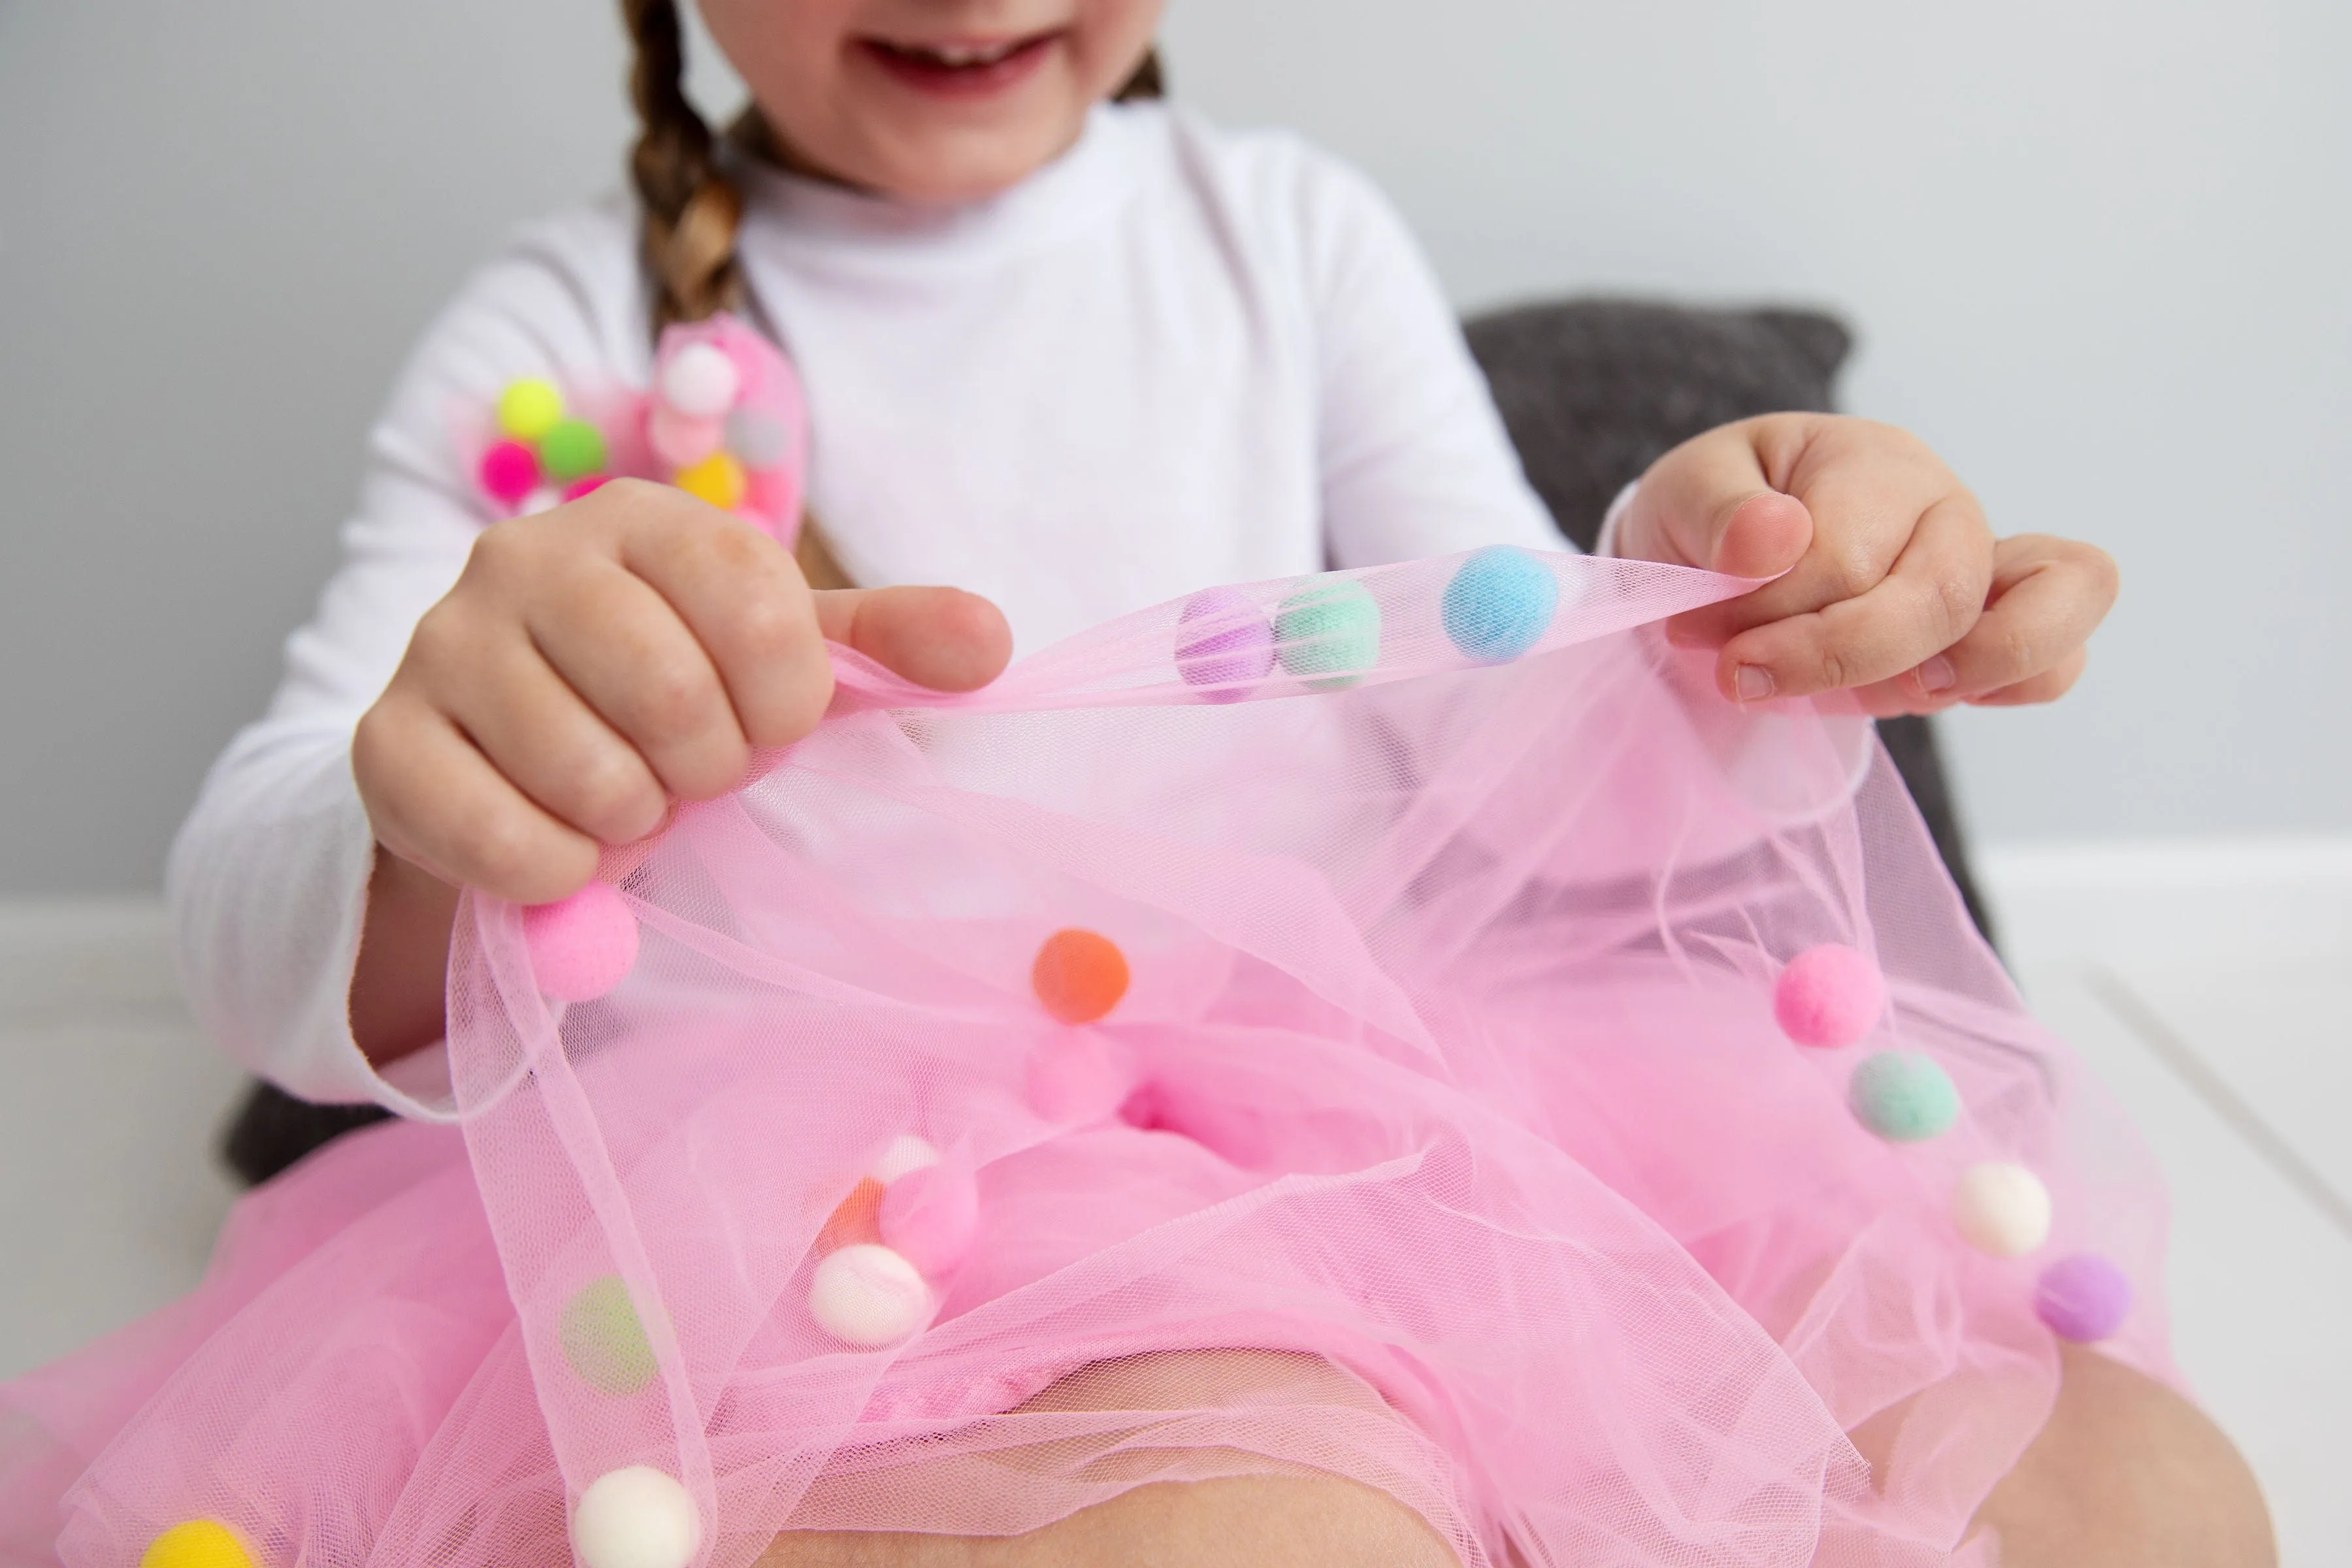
left=1952, top=1162, right=2053, bottom=1258
left=870, top=1132, right=942, bottom=1185
left=809, top=1243, right=928, bottom=1346
left=659, top=342, right=741, bottom=419
left=519, top=485, right=564, bottom=517
left=571, top=1466, right=699, bottom=1568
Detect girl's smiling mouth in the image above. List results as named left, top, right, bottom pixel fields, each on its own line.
left=855, top=30, right=1064, bottom=99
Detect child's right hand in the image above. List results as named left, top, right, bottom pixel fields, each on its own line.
left=355, top=480, right=1011, bottom=906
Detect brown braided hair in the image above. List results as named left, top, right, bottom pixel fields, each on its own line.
left=620, top=0, right=1164, bottom=586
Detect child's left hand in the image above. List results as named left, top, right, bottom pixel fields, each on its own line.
left=1613, top=415, right=2118, bottom=717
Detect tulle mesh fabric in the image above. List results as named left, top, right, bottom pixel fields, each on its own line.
left=1, top=549, right=2170, bottom=1568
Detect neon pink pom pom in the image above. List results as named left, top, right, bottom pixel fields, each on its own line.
left=1024, top=1034, right=1137, bottom=1126
left=561, top=475, right=610, bottom=502
left=648, top=406, right=723, bottom=469
left=1772, top=943, right=1885, bottom=1047
left=478, top=440, right=541, bottom=508
left=877, top=1162, right=979, bottom=1279
left=522, top=883, right=640, bottom=1004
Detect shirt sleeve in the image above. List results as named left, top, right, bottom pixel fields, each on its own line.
left=165, top=203, right=647, bottom=1120
left=1294, top=151, right=1569, bottom=567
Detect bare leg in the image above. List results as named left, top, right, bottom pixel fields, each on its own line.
left=1971, top=1343, right=2276, bottom=1567
left=759, top=1351, right=1460, bottom=1568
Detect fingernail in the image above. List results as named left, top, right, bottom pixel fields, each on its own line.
left=1733, top=664, right=1774, bottom=702
left=1918, top=655, right=1957, bottom=694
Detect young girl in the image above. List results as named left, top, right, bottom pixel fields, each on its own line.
left=4, top=3, right=2270, bottom=1565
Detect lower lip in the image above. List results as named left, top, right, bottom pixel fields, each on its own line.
left=856, top=33, right=1060, bottom=100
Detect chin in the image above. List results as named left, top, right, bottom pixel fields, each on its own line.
left=862, top=125, right=1079, bottom=205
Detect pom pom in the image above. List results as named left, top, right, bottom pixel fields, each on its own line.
left=539, top=417, right=608, bottom=483
left=878, top=1162, right=980, bottom=1279
left=478, top=439, right=541, bottom=508
left=1952, top=1162, right=2053, bottom=1258
left=1275, top=579, right=1380, bottom=689
left=1031, top=928, right=1129, bottom=1024
left=563, top=475, right=612, bottom=502
left=675, top=451, right=747, bottom=512
left=522, top=883, right=640, bottom=1004
left=140, top=1521, right=253, bottom=1568
left=2034, top=1252, right=2132, bottom=1342
left=1442, top=546, right=1559, bottom=662
left=809, top=1243, right=929, bottom=1346
left=648, top=406, right=724, bottom=470
left=1024, top=1032, right=1138, bottom=1125
left=743, top=465, right=802, bottom=538
left=816, top=1177, right=885, bottom=1252
left=1848, top=1051, right=1961, bottom=1142
left=659, top=340, right=742, bottom=420
left=724, top=406, right=791, bottom=468
left=519, top=485, right=564, bottom=517
left=572, top=1466, right=700, bottom=1568
left=870, top=1132, right=942, bottom=1185
left=1176, top=587, right=1275, bottom=701
left=1772, top=944, right=1886, bottom=1048
left=560, top=1275, right=657, bottom=1395
left=497, top=378, right=564, bottom=442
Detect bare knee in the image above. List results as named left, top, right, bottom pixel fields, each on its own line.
left=1974, top=1343, right=2275, bottom=1567
left=1004, top=1474, right=1458, bottom=1568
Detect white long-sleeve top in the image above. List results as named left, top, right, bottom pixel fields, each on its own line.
left=167, top=101, right=1568, bottom=1119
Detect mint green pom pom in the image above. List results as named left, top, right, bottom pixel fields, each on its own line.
left=561, top=1275, right=657, bottom=1395
left=1274, top=579, right=1380, bottom=690
left=538, top=417, right=608, bottom=483
left=1848, top=1051, right=1961, bottom=1142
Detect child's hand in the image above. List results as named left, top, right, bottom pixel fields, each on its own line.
left=1613, top=416, right=2118, bottom=717
left=354, top=480, right=1011, bottom=906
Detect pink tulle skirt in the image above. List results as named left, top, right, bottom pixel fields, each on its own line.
left=1, top=549, right=2171, bottom=1568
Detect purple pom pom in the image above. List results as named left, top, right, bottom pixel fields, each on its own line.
left=1772, top=943, right=1886, bottom=1048
left=1176, top=587, right=1275, bottom=702
left=522, top=883, right=640, bottom=1004
left=2034, top=1252, right=2132, bottom=1343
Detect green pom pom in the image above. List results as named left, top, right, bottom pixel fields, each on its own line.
left=538, top=417, right=608, bottom=483
left=1848, top=1051, right=1961, bottom=1143
left=560, top=1275, right=657, bottom=1395
left=1274, top=579, right=1380, bottom=690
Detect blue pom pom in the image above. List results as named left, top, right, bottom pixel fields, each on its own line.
left=1441, top=546, right=1558, bottom=662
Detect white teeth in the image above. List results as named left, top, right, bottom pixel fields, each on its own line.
left=924, top=39, right=1019, bottom=66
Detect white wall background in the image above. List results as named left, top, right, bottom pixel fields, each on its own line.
left=3, top=0, right=2345, bottom=892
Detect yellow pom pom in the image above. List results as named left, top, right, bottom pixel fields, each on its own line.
left=674, top=451, right=746, bottom=512
left=140, top=1520, right=255, bottom=1568
left=497, top=378, right=565, bottom=442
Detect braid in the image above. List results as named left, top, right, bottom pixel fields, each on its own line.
left=623, top=0, right=743, bottom=331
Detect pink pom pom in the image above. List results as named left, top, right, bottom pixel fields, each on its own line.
left=522, top=883, right=640, bottom=1004
left=1024, top=1034, right=1137, bottom=1125
left=648, top=406, right=723, bottom=469
left=1772, top=943, right=1885, bottom=1048
left=561, top=475, right=610, bottom=502
left=742, top=465, right=802, bottom=540
left=877, top=1162, right=979, bottom=1279
left=478, top=440, right=541, bottom=508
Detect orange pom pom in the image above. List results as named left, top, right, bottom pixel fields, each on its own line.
left=1031, top=928, right=1129, bottom=1024
left=674, top=450, right=746, bottom=511
left=817, top=1177, right=885, bottom=1252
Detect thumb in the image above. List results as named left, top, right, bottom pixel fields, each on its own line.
left=813, top=585, right=1013, bottom=693
left=1622, top=433, right=1814, bottom=579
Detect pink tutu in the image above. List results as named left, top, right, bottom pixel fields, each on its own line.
left=1, top=549, right=2170, bottom=1568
